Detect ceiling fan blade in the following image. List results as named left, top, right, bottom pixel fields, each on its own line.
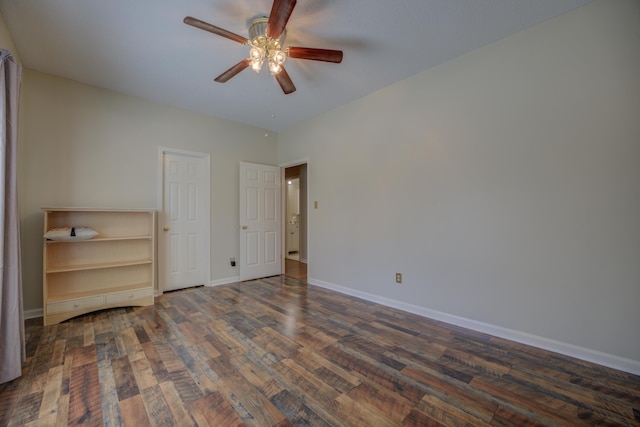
left=184, top=16, right=248, bottom=44
left=266, top=0, right=296, bottom=40
left=287, top=47, right=343, bottom=63
left=275, top=67, right=296, bottom=94
left=214, top=59, right=251, bottom=83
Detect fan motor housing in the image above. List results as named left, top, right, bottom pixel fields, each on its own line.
left=248, top=16, right=286, bottom=43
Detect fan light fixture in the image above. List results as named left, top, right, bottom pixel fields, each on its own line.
left=247, top=17, right=286, bottom=75
left=183, top=0, right=343, bottom=95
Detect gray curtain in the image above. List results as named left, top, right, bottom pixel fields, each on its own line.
left=0, top=49, right=24, bottom=385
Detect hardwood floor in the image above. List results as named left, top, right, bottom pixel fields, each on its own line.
left=2, top=276, right=639, bottom=426
left=284, top=259, right=307, bottom=281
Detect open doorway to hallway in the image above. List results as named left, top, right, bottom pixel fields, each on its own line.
left=284, top=164, right=307, bottom=281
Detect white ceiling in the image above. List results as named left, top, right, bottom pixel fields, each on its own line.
left=0, top=0, right=593, bottom=132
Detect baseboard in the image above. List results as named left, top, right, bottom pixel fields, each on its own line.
left=309, top=278, right=640, bottom=376
left=24, top=308, right=43, bottom=320
left=209, top=276, right=241, bottom=287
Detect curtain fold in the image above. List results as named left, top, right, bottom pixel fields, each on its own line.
left=0, top=48, right=24, bottom=385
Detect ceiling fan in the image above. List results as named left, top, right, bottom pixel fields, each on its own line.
left=184, top=0, right=343, bottom=94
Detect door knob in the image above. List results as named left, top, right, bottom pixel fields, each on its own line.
left=241, top=225, right=248, bottom=230
left=163, top=226, right=170, bottom=231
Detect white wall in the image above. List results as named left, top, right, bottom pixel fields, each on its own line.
left=278, top=0, right=640, bottom=371
left=19, top=70, right=277, bottom=312
left=286, top=179, right=300, bottom=221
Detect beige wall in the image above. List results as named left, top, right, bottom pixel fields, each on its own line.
left=18, top=70, right=277, bottom=312
left=278, top=0, right=640, bottom=370
left=0, top=12, right=18, bottom=59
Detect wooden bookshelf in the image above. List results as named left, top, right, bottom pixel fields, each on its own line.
left=42, top=208, right=156, bottom=325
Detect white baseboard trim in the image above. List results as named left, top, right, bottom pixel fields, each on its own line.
left=209, top=276, right=241, bottom=287
left=309, top=278, right=640, bottom=376
left=24, top=308, right=43, bottom=320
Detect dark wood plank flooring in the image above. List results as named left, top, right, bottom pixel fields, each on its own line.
left=1, top=276, right=639, bottom=426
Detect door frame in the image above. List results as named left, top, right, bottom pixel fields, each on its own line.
left=157, top=147, right=211, bottom=294
left=280, top=158, right=310, bottom=273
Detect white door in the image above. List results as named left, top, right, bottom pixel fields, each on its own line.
left=161, top=151, right=210, bottom=291
left=240, top=162, right=281, bottom=280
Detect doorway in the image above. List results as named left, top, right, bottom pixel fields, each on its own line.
left=284, top=163, right=307, bottom=281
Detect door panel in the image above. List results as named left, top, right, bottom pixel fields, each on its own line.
left=240, top=162, right=281, bottom=280
left=161, top=152, right=210, bottom=291
left=265, top=231, right=277, bottom=263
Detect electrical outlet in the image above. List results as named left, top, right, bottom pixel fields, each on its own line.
left=395, top=273, right=402, bottom=284
left=230, top=257, right=236, bottom=267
